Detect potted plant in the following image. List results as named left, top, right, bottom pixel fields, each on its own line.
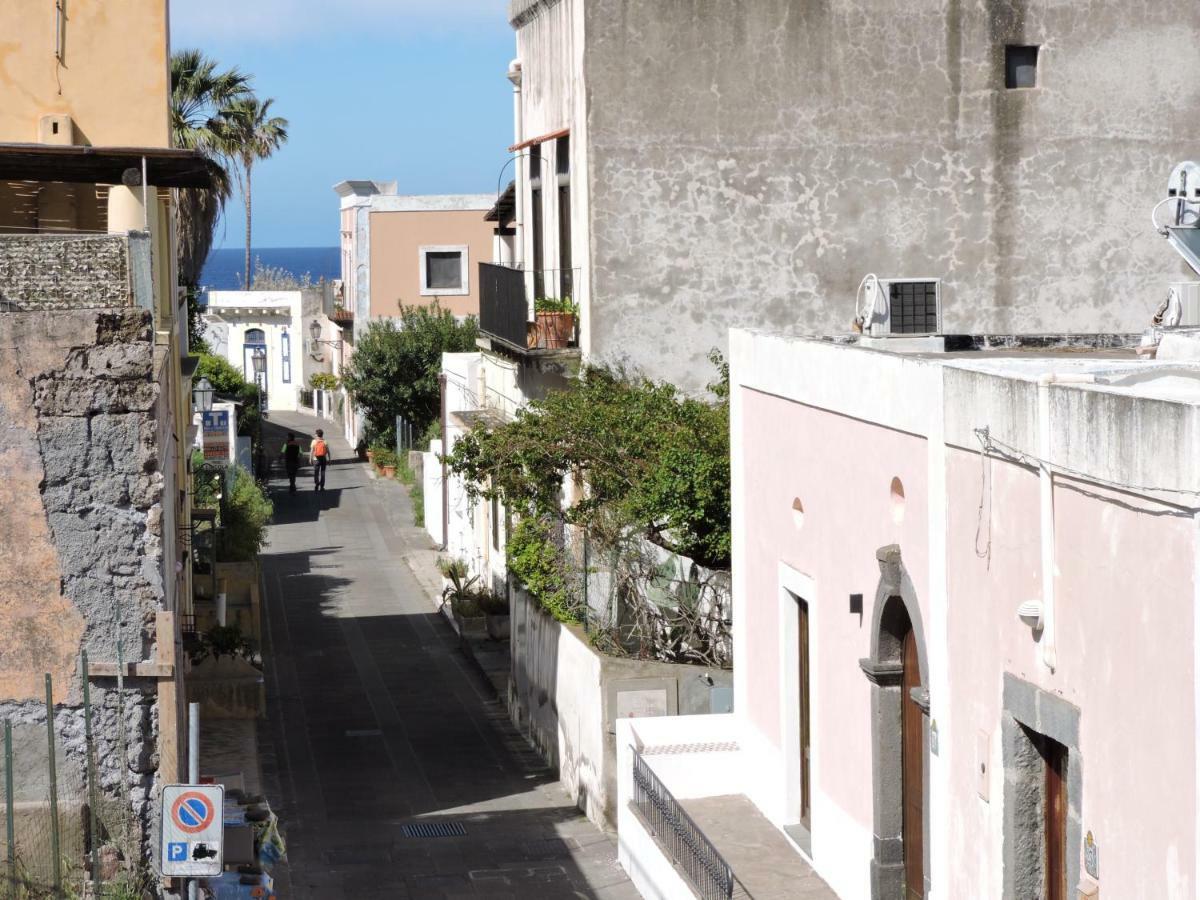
left=374, top=447, right=398, bottom=478
left=355, top=439, right=368, bottom=462
left=480, top=591, right=511, bottom=640
left=533, top=296, right=578, bottom=349
left=440, top=565, right=489, bottom=639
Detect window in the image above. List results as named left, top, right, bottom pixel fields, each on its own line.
left=281, top=330, right=292, bottom=384
left=419, top=245, right=469, bottom=296
left=1005, top=45, right=1039, bottom=89
left=242, top=328, right=267, bottom=384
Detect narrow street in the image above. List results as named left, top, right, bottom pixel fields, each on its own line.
left=256, top=412, right=639, bottom=899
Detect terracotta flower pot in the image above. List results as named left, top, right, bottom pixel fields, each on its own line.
left=382, top=464, right=396, bottom=478
left=365, top=450, right=375, bottom=463
left=534, top=312, right=575, bottom=349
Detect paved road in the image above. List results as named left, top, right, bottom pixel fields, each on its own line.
left=257, top=412, right=640, bottom=899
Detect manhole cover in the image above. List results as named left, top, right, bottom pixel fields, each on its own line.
left=401, top=821, right=467, bottom=838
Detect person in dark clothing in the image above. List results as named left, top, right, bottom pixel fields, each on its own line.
left=310, top=428, right=330, bottom=491
left=280, top=433, right=302, bottom=493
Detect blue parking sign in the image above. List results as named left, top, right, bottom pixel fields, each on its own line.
left=167, top=842, right=187, bottom=862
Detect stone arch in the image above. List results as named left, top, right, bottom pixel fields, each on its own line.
left=858, top=544, right=931, bottom=900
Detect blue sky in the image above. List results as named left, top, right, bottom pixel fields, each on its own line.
left=170, top=0, right=515, bottom=249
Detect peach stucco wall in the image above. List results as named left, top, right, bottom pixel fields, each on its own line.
left=0, top=1, right=170, bottom=147
left=945, top=447, right=1197, bottom=899
left=367, top=209, right=494, bottom=319
left=739, top=387, right=930, bottom=836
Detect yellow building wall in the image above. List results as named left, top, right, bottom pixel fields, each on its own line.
left=0, top=0, right=170, bottom=147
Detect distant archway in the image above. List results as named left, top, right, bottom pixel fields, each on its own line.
left=859, top=545, right=930, bottom=900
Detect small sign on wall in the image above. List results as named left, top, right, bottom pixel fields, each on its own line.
left=1085, top=830, right=1099, bottom=879
left=607, top=677, right=679, bottom=733
left=617, top=688, right=668, bottom=720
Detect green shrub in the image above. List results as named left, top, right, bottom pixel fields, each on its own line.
left=534, top=295, right=578, bottom=315
left=411, top=481, right=425, bottom=528
left=220, top=465, right=273, bottom=561
left=310, top=372, right=339, bottom=391
left=507, top=517, right=579, bottom=623
left=373, top=447, right=398, bottom=469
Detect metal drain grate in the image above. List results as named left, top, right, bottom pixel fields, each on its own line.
left=401, top=821, right=466, bottom=838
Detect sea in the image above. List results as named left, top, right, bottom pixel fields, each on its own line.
left=199, top=246, right=340, bottom=291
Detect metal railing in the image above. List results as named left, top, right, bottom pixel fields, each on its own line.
left=478, top=262, right=580, bottom=352
left=479, top=261, right=529, bottom=350
left=631, top=747, right=734, bottom=900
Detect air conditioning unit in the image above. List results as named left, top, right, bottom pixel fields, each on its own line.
left=1169, top=282, right=1200, bottom=326
left=862, top=277, right=942, bottom=336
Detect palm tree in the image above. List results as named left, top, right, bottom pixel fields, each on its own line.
left=221, top=97, right=289, bottom=287
left=170, top=49, right=251, bottom=288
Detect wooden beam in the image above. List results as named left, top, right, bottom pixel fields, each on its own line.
left=86, top=661, right=174, bottom=678
left=156, top=611, right=181, bottom=786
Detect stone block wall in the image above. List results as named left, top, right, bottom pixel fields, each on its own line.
left=0, top=308, right=165, bottom=863
left=0, top=234, right=132, bottom=311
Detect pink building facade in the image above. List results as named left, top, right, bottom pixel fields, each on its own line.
left=618, top=329, right=1200, bottom=900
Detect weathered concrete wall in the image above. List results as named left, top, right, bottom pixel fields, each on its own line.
left=509, top=586, right=732, bottom=828
left=0, top=309, right=165, bottom=853
left=0, top=234, right=132, bottom=311
left=583, top=0, right=1200, bottom=392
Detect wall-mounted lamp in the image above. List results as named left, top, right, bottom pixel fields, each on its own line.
left=1017, top=599, right=1044, bottom=632
left=310, top=319, right=343, bottom=349
left=192, top=376, right=213, bottom=413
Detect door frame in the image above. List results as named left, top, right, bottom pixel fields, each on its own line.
left=858, top=545, right=931, bottom=900
left=778, top=562, right=818, bottom=858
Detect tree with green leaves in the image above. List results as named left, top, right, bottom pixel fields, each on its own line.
left=170, top=50, right=252, bottom=349
left=220, top=96, right=289, bottom=284
left=341, top=303, right=479, bottom=444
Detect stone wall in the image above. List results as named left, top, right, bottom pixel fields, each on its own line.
left=582, top=0, right=1200, bottom=392
left=0, top=308, right=165, bottom=858
left=0, top=234, right=133, bottom=311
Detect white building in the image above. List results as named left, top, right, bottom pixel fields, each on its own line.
left=202, top=289, right=335, bottom=414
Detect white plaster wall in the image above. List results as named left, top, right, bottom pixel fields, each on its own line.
left=203, top=291, right=303, bottom=412
left=422, top=445, right=443, bottom=546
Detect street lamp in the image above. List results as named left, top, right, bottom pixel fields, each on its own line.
left=249, top=347, right=267, bottom=478
left=309, top=318, right=344, bottom=349
left=192, top=376, right=214, bottom=414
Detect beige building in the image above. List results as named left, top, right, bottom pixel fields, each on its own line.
left=0, top=0, right=215, bottom=879
left=335, top=181, right=495, bottom=326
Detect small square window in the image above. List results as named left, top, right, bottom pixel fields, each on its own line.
left=1005, top=45, right=1039, bottom=89
left=419, top=245, right=469, bottom=296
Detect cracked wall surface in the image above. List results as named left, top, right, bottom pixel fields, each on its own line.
left=0, top=308, right=164, bottom=852
left=582, top=0, right=1200, bottom=392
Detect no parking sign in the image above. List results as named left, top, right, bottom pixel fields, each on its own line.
left=161, top=784, right=224, bottom=876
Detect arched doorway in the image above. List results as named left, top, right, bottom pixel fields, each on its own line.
left=859, top=545, right=929, bottom=900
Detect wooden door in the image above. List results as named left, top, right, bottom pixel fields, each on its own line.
left=798, top=598, right=811, bottom=829
left=901, top=627, right=924, bottom=900
left=1043, top=737, right=1068, bottom=900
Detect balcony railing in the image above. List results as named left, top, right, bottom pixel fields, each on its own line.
left=631, top=747, right=735, bottom=900
left=0, top=232, right=153, bottom=312
left=478, top=261, right=579, bottom=353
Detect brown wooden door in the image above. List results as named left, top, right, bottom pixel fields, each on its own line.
left=1043, top=737, right=1068, bottom=900
left=798, top=598, right=811, bottom=829
left=901, top=627, right=925, bottom=900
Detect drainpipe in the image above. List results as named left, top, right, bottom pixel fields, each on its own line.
left=1036, top=373, right=1095, bottom=671
left=508, top=59, right=523, bottom=269
left=440, top=372, right=449, bottom=551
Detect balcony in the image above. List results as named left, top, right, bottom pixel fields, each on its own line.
left=0, top=232, right=153, bottom=312
left=478, top=261, right=579, bottom=357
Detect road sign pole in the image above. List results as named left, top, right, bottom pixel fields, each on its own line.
left=187, top=704, right=199, bottom=900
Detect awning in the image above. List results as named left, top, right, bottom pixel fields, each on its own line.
left=0, top=143, right=220, bottom=189
left=508, top=127, right=569, bottom=153
left=485, top=181, right=516, bottom=224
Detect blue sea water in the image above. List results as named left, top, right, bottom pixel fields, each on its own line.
left=200, top=246, right=340, bottom=291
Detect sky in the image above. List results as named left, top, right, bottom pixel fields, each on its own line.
left=170, top=0, right=516, bottom=249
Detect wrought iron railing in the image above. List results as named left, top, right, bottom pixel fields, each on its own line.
left=631, top=747, right=734, bottom=900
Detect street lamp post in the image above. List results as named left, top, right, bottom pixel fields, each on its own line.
left=250, top=347, right=267, bottom=478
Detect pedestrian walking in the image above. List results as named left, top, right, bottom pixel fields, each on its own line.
left=310, top=428, right=330, bottom=491
left=280, top=433, right=302, bottom=493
